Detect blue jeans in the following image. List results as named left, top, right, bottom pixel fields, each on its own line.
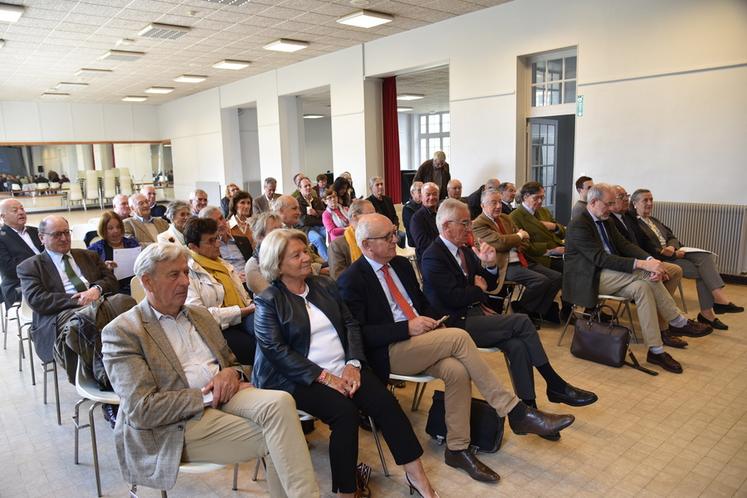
left=306, top=226, right=328, bottom=261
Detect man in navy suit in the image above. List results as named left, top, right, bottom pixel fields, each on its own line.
left=420, top=199, right=597, bottom=416
left=338, top=213, right=576, bottom=483
left=410, top=182, right=441, bottom=264
left=0, top=199, right=44, bottom=307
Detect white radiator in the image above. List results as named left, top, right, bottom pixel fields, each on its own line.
left=652, top=202, right=747, bottom=276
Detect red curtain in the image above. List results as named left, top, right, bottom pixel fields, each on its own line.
left=382, top=76, right=402, bottom=204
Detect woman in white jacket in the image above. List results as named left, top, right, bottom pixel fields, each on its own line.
left=184, top=217, right=256, bottom=365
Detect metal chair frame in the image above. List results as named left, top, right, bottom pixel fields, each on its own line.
left=557, top=294, right=641, bottom=347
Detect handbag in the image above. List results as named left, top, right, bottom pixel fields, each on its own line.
left=425, top=390, right=504, bottom=453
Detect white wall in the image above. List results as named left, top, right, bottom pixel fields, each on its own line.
left=304, top=117, right=333, bottom=175
left=238, top=107, right=261, bottom=195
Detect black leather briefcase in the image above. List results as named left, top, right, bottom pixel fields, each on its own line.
left=425, top=390, right=504, bottom=453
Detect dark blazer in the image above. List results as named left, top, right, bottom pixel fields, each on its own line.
left=402, top=200, right=420, bottom=247
left=366, top=194, right=399, bottom=227
left=635, top=215, right=681, bottom=261
left=252, top=276, right=367, bottom=393
left=421, top=237, right=498, bottom=327
left=338, top=255, right=438, bottom=383
left=294, top=193, right=325, bottom=228
left=220, top=197, right=230, bottom=218
left=410, top=205, right=438, bottom=263
left=230, top=234, right=253, bottom=262
left=466, top=186, right=484, bottom=220
left=0, top=225, right=43, bottom=307
left=563, top=211, right=651, bottom=308
left=150, top=203, right=167, bottom=219
left=414, top=160, right=450, bottom=199
left=501, top=201, right=515, bottom=215
left=611, top=212, right=642, bottom=245
left=17, top=249, right=118, bottom=362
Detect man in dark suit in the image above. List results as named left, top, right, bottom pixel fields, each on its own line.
left=497, top=181, right=517, bottom=215
left=0, top=199, right=43, bottom=307
left=414, top=151, right=450, bottom=200
left=466, top=178, right=500, bottom=220
left=17, top=215, right=118, bottom=364
left=402, top=181, right=423, bottom=247
left=338, top=213, right=576, bottom=483
left=564, top=184, right=711, bottom=374
left=410, top=182, right=440, bottom=264
left=421, top=199, right=597, bottom=419
left=141, top=185, right=166, bottom=218
left=365, top=176, right=405, bottom=248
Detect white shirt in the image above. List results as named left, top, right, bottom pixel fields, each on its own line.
left=439, top=236, right=498, bottom=276
left=47, top=250, right=90, bottom=294
left=299, top=285, right=346, bottom=376
left=10, top=226, right=40, bottom=255
left=150, top=303, right=220, bottom=405
left=522, top=202, right=535, bottom=215
left=364, top=256, right=418, bottom=323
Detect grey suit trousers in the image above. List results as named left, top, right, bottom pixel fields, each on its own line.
left=672, top=252, right=724, bottom=310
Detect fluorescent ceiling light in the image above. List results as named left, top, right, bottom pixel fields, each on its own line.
left=303, top=114, right=325, bottom=119
left=163, top=143, right=171, bottom=147
left=122, top=96, right=148, bottom=102
left=75, top=68, right=113, bottom=77
left=116, top=38, right=136, bottom=47
left=145, top=86, right=175, bottom=94
left=205, top=0, right=250, bottom=6
left=0, top=3, right=24, bottom=23
left=397, top=93, right=424, bottom=101
left=41, top=92, right=70, bottom=100
left=212, top=59, right=250, bottom=70
left=174, top=74, right=207, bottom=83
left=55, top=82, right=89, bottom=91
left=337, top=10, right=393, bottom=28
left=397, top=107, right=413, bottom=112
left=100, top=49, right=145, bottom=61
left=263, top=39, right=309, bottom=53
left=138, top=22, right=190, bottom=40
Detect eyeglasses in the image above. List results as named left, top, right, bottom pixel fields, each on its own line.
left=616, top=194, right=630, bottom=200
left=447, top=220, right=472, bottom=228
left=367, top=230, right=398, bottom=241
left=42, top=229, right=71, bottom=239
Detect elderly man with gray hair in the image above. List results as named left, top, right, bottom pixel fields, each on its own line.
left=467, top=177, right=501, bottom=220
left=415, top=150, right=450, bottom=200
left=102, top=243, right=318, bottom=496
left=112, top=194, right=131, bottom=220
left=124, top=193, right=169, bottom=246
left=410, top=182, right=441, bottom=264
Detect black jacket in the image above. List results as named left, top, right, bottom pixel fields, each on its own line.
left=0, top=225, right=43, bottom=307
left=402, top=200, right=421, bottom=247
left=252, top=276, right=367, bottom=393
left=410, top=205, right=438, bottom=263
left=611, top=212, right=642, bottom=245
left=466, top=186, right=484, bottom=220
left=366, top=194, right=399, bottom=227
left=635, top=215, right=682, bottom=261
left=338, top=256, right=437, bottom=383
left=421, top=237, right=498, bottom=327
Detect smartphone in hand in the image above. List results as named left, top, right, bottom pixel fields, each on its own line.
left=434, top=315, right=450, bottom=327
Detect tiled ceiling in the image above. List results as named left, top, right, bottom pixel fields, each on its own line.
left=396, top=64, right=448, bottom=113
left=0, top=0, right=509, bottom=104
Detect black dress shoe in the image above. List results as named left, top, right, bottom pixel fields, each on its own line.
left=647, top=351, right=683, bottom=374
left=661, top=329, right=688, bottom=348
left=669, top=319, right=712, bottom=337
left=101, top=404, right=118, bottom=429
left=697, top=313, right=728, bottom=330
left=713, top=302, right=744, bottom=314
left=444, top=448, right=500, bottom=482
left=547, top=383, right=598, bottom=407
left=543, top=302, right=562, bottom=324
left=540, top=433, right=561, bottom=441
left=509, top=406, right=575, bottom=436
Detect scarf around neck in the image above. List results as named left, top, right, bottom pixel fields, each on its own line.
left=190, top=250, right=247, bottom=308
left=327, top=206, right=349, bottom=228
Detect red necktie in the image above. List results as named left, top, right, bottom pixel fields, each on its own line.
left=457, top=247, right=469, bottom=275
left=494, top=217, right=528, bottom=267
left=381, top=265, right=417, bottom=320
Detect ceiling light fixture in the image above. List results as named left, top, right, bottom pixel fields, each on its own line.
left=303, top=114, right=325, bottom=119
left=75, top=68, right=113, bottom=77
left=337, top=9, right=393, bottom=28
left=55, top=82, right=89, bottom=90
left=205, top=0, right=250, bottom=6
left=174, top=74, right=207, bottom=83
left=0, top=3, right=24, bottom=23
left=122, top=96, right=148, bottom=102
left=41, top=92, right=70, bottom=100
left=144, top=86, right=175, bottom=94
left=138, top=22, right=190, bottom=40
left=397, top=107, right=413, bottom=112
left=263, top=39, right=309, bottom=53
left=212, top=59, right=250, bottom=70
left=100, top=49, right=145, bottom=61
left=397, top=93, right=425, bottom=101
left=115, top=38, right=136, bottom=47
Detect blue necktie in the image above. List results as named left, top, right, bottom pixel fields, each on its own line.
left=595, top=220, right=617, bottom=255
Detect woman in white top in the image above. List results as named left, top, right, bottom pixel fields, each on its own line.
left=157, top=200, right=191, bottom=246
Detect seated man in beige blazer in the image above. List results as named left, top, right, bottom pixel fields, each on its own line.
left=124, top=193, right=169, bottom=246
left=102, top=243, right=319, bottom=497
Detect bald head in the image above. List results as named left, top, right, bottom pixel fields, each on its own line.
left=447, top=179, right=463, bottom=200
left=273, top=195, right=301, bottom=226
left=356, top=213, right=398, bottom=264
left=0, top=198, right=27, bottom=230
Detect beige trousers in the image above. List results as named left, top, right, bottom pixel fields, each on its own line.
left=387, top=327, right=520, bottom=450
left=599, top=269, right=682, bottom=349
left=183, top=387, right=319, bottom=498
left=658, top=262, right=684, bottom=329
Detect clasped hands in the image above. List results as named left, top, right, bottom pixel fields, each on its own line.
left=202, top=368, right=252, bottom=408
left=661, top=246, right=685, bottom=259
left=322, top=365, right=361, bottom=398
left=636, top=257, right=670, bottom=282
left=72, top=286, right=101, bottom=306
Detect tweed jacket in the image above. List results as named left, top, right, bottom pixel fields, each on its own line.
left=328, top=236, right=352, bottom=280
left=123, top=216, right=169, bottom=246
left=0, top=224, right=43, bottom=307
left=509, top=204, right=566, bottom=267
left=471, top=212, right=522, bottom=291
left=102, top=301, right=249, bottom=490
left=252, top=193, right=281, bottom=216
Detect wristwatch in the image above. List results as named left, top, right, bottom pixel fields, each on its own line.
left=346, top=359, right=362, bottom=369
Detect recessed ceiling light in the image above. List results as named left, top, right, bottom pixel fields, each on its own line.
left=100, top=49, right=145, bottom=61
left=263, top=39, right=309, bottom=53
left=138, top=22, right=190, bottom=40
left=212, top=59, right=251, bottom=70
left=303, top=114, right=325, bottom=119
left=163, top=143, right=172, bottom=147
left=75, top=68, right=113, bottom=77
left=122, top=96, right=148, bottom=102
left=116, top=38, right=136, bottom=47
left=337, top=9, right=393, bottom=28
left=397, top=93, right=424, bottom=101
left=0, top=3, right=24, bottom=23
left=205, top=0, right=250, bottom=6
left=174, top=74, right=207, bottom=83
left=144, top=86, right=175, bottom=94
left=55, top=82, right=89, bottom=91
left=397, top=107, right=413, bottom=112
left=41, top=92, right=70, bottom=100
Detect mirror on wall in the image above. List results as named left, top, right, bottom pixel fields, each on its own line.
left=0, top=142, right=172, bottom=212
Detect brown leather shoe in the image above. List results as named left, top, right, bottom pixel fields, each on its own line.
left=669, top=319, right=712, bottom=337
left=509, top=406, right=575, bottom=436
left=647, top=351, right=683, bottom=373
left=444, top=448, right=500, bottom=482
left=661, top=329, right=688, bottom=349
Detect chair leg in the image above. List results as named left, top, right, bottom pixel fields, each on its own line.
left=232, top=463, right=239, bottom=491
left=557, top=305, right=577, bottom=346
left=129, top=484, right=138, bottom=498
left=160, top=491, right=167, bottom=498
left=412, top=382, right=428, bottom=412
left=2, top=305, right=7, bottom=350
left=88, top=401, right=103, bottom=497
left=26, top=327, right=36, bottom=386
left=252, top=457, right=266, bottom=481
left=678, top=281, right=688, bottom=313
left=53, top=361, right=61, bottom=425
left=368, top=416, right=390, bottom=477
left=44, top=361, right=49, bottom=404
left=624, top=302, right=640, bottom=344
left=73, top=398, right=87, bottom=464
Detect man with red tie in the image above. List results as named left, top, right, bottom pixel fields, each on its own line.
left=473, top=189, right=564, bottom=323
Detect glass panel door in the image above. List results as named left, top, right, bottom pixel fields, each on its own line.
left=527, top=118, right=559, bottom=215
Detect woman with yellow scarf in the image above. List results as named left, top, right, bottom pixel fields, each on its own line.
left=184, top=217, right=256, bottom=365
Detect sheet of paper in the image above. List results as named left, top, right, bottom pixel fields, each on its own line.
left=112, top=246, right=142, bottom=280
left=679, top=246, right=716, bottom=255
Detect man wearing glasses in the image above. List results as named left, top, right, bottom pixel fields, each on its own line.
left=17, top=215, right=118, bottom=366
